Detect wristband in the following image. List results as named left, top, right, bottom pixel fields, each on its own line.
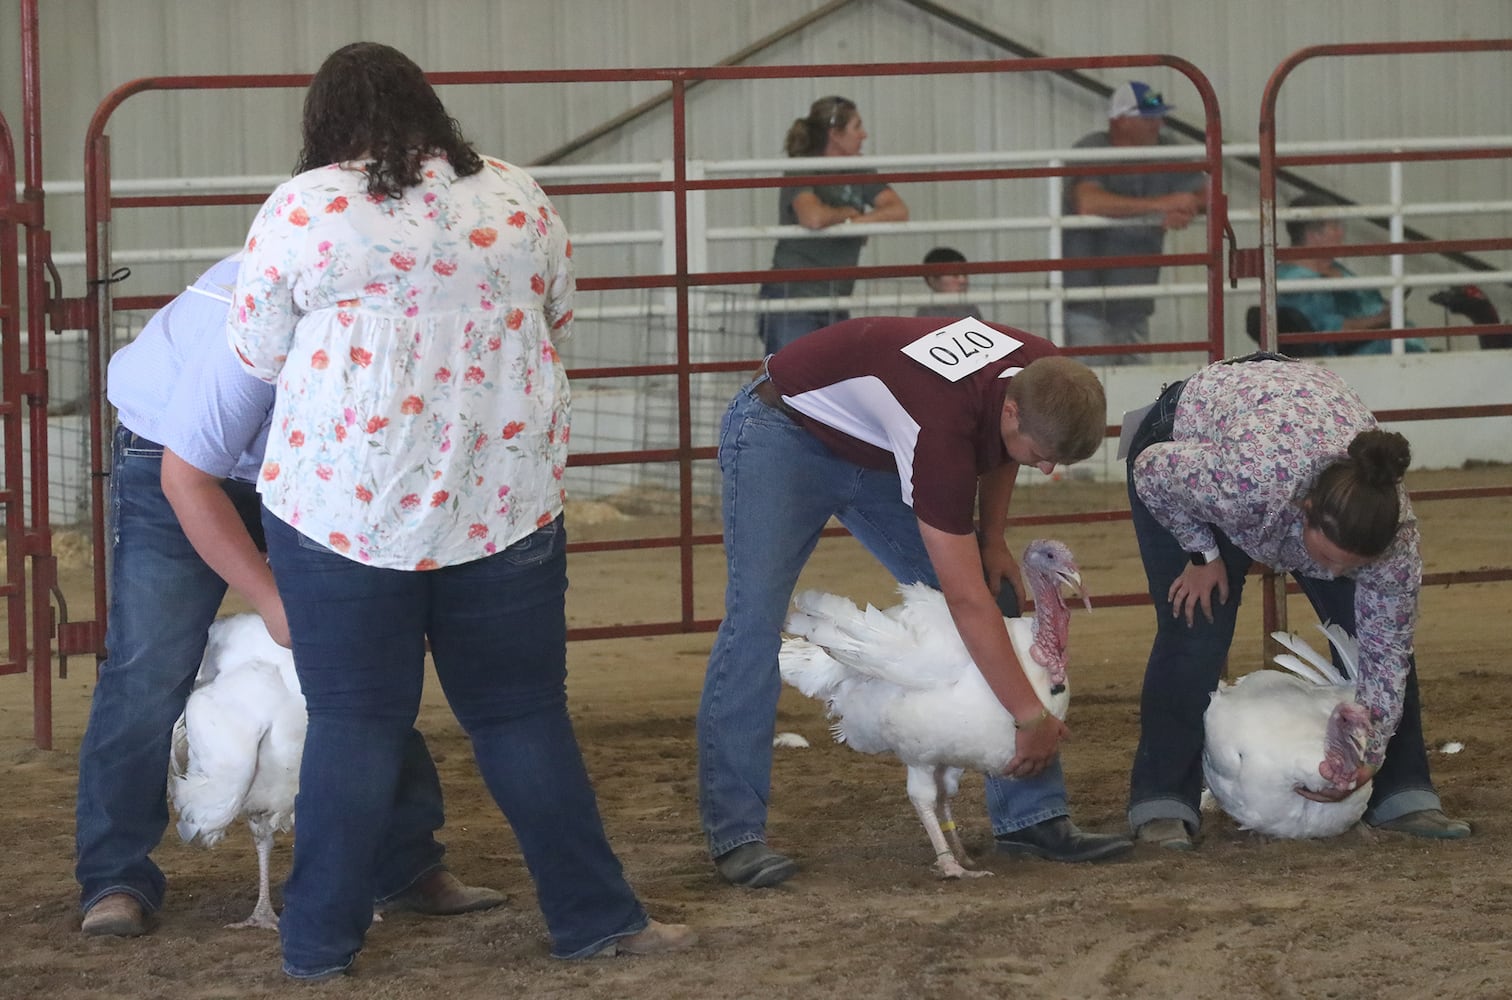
left=1013, top=705, right=1050, bottom=731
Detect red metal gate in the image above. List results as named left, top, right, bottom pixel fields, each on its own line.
left=1240, top=40, right=1512, bottom=637
left=0, top=112, right=28, bottom=683
left=31, top=43, right=1510, bottom=750
left=51, top=55, right=1235, bottom=748
left=3, top=0, right=72, bottom=749
left=72, top=55, right=1229, bottom=646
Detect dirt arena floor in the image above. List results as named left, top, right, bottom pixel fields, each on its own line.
left=1, top=466, right=1509, bottom=1000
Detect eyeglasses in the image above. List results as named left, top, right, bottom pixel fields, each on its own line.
left=1138, top=90, right=1167, bottom=111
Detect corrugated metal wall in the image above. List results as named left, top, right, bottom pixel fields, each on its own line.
left=4, top=0, right=1509, bottom=350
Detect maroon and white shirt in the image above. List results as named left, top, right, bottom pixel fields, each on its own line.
left=766, top=316, right=1060, bottom=535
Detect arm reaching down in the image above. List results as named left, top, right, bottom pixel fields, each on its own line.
left=918, top=520, right=1067, bottom=777
left=162, top=449, right=289, bottom=647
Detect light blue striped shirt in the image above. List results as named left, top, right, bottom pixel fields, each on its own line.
left=106, top=255, right=271, bottom=483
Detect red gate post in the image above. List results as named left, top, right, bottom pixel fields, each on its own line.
left=16, top=0, right=58, bottom=748
left=1250, top=41, right=1512, bottom=654
left=0, top=114, right=31, bottom=685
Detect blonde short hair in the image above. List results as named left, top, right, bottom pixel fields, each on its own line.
left=1005, top=356, right=1107, bottom=464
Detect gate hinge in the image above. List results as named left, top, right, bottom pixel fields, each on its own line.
left=50, top=296, right=94, bottom=332
left=1229, top=246, right=1263, bottom=282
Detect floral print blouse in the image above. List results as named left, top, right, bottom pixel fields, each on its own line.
left=228, top=155, right=574, bottom=571
left=1132, top=360, right=1420, bottom=766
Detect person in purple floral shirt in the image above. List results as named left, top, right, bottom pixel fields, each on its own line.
left=227, top=42, right=693, bottom=979
left=1123, top=354, right=1470, bottom=850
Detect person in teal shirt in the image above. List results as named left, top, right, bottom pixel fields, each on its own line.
left=1278, top=193, right=1427, bottom=356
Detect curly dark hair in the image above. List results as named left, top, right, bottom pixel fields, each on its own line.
left=295, top=42, right=483, bottom=199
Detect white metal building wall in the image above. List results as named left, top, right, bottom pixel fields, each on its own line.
left=3, top=0, right=1509, bottom=510
left=5, top=0, right=1508, bottom=305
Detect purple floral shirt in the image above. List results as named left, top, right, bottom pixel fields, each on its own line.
left=1132, top=360, right=1420, bottom=765
left=228, top=155, right=574, bottom=570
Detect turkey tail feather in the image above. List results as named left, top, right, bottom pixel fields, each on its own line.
left=1270, top=631, right=1350, bottom=687
left=169, top=712, right=190, bottom=780
left=1271, top=652, right=1336, bottom=687
left=787, top=590, right=935, bottom=689
left=777, top=639, right=850, bottom=701
left=1317, top=622, right=1359, bottom=679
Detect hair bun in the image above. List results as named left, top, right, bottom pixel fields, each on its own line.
left=1348, top=429, right=1411, bottom=488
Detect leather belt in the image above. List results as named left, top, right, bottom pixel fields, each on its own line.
left=753, top=377, right=800, bottom=419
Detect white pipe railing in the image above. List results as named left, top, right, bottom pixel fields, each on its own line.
left=39, top=268, right=1512, bottom=348
left=19, top=136, right=1511, bottom=337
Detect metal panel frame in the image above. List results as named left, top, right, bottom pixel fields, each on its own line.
left=71, top=55, right=1228, bottom=659
left=1249, top=40, right=1512, bottom=639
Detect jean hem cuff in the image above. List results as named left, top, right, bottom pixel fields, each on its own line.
left=1364, top=788, right=1441, bottom=826
left=282, top=958, right=354, bottom=981
left=707, top=833, right=765, bottom=860
left=990, top=808, right=1068, bottom=837
left=80, top=886, right=157, bottom=915
left=1128, top=797, right=1201, bottom=834
left=553, top=918, right=653, bottom=960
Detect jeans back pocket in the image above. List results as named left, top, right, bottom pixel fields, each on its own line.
left=502, top=516, right=564, bottom=567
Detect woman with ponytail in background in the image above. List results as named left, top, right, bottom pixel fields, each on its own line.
left=1121, top=354, right=1471, bottom=851
left=755, top=96, right=909, bottom=354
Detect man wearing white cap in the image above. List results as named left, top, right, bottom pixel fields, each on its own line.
left=1061, top=81, right=1207, bottom=365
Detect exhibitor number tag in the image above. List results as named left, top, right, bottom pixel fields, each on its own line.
left=900, top=317, right=1022, bottom=381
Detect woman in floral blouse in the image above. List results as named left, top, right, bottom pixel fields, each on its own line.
left=228, top=42, right=693, bottom=980
left=1121, top=355, right=1470, bottom=851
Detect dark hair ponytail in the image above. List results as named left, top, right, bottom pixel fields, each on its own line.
left=783, top=96, right=857, bottom=157
left=1305, top=429, right=1411, bottom=557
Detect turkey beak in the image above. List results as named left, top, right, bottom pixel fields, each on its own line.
left=1058, top=568, right=1092, bottom=611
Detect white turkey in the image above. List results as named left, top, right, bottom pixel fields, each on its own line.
left=779, top=539, right=1088, bottom=878
left=1202, top=623, right=1372, bottom=839
left=169, top=613, right=304, bottom=929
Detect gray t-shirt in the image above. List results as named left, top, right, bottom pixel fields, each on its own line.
left=916, top=304, right=984, bottom=321
left=764, top=169, right=890, bottom=299
left=1061, top=130, right=1204, bottom=323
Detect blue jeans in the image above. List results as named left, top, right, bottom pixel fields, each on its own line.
left=74, top=426, right=451, bottom=918
left=697, top=382, right=1067, bottom=860
left=263, top=513, right=646, bottom=976
left=757, top=283, right=848, bottom=355
left=1062, top=308, right=1152, bottom=366
left=1124, top=384, right=1440, bottom=833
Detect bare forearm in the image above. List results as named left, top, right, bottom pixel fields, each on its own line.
left=1342, top=311, right=1391, bottom=331
left=857, top=189, right=909, bottom=224
left=977, top=463, right=1018, bottom=538
left=946, top=589, right=1045, bottom=717
left=161, top=450, right=279, bottom=612
left=1073, top=181, right=1202, bottom=223
left=792, top=191, right=860, bottom=230
left=920, top=521, right=1041, bottom=719
left=1073, top=183, right=1163, bottom=219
